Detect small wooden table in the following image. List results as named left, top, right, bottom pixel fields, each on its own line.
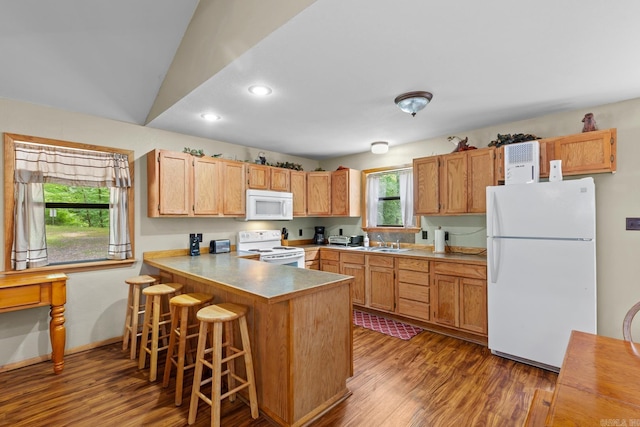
left=0, top=273, right=68, bottom=374
left=545, top=330, right=640, bottom=424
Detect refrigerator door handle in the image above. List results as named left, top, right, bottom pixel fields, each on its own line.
left=491, top=191, right=501, bottom=237
left=489, top=237, right=500, bottom=284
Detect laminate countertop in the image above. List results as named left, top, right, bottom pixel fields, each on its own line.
left=143, top=252, right=352, bottom=304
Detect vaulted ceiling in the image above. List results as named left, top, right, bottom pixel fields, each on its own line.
left=2, top=0, right=640, bottom=160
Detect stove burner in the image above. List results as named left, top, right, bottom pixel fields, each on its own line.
left=272, top=246, right=297, bottom=250
left=248, top=249, right=273, bottom=253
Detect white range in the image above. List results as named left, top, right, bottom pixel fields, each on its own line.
left=237, top=230, right=305, bottom=268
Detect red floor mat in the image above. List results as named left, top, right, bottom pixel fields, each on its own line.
left=353, top=310, right=423, bottom=340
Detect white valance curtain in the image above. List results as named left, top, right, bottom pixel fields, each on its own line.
left=366, top=169, right=414, bottom=228
left=11, top=142, right=132, bottom=270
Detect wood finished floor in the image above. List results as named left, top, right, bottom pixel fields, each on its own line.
left=0, top=326, right=557, bottom=426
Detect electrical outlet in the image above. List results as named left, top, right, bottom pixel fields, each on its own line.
left=421, top=230, right=428, bottom=239
left=189, top=233, right=195, bottom=240
left=197, top=233, right=203, bottom=242
left=444, top=231, right=449, bottom=241
left=626, top=217, right=640, bottom=230
left=339, top=228, right=343, bottom=235
left=299, top=229, right=303, bottom=237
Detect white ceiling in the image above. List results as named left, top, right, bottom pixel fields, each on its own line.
left=2, top=0, right=640, bottom=160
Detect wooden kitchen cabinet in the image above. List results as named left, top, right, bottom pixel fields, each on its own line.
left=270, top=167, right=291, bottom=192
left=307, top=171, right=332, bottom=216
left=290, top=170, right=307, bottom=216
left=193, top=156, right=222, bottom=215
left=495, top=129, right=616, bottom=181
left=219, top=160, right=246, bottom=216
left=414, top=147, right=496, bottom=215
left=304, top=247, right=320, bottom=270
left=332, top=168, right=361, bottom=217
left=148, top=150, right=191, bottom=216
left=367, top=255, right=395, bottom=312
left=320, top=249, right=340, bottom=273
left=246, top=164, right=270, bottom=190
left=432, top=261, right=487, bottom=335
left=340, top=252, right=366, bottom=305
left=396, top=258, right=430, bottom=321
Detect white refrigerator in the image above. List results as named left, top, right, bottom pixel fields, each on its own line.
left=486, top=177, right=597, bottom=371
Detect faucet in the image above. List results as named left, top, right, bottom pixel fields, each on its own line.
left=376, top=234, right=386, bottom=247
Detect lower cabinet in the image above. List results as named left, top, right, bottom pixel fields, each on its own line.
left=432, top=261, right=487, bottom=335
left=397, top=258, right=430, bottom=321
left=340, top=253, right=366, bottom=305
left=305, top=248, right=320, bottom=270
left=320, top=249, right=340, bottom=273
left=367, top=255, right=395, bottom=312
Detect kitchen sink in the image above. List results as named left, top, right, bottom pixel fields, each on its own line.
left=370, top=247, right=411, bottom=253
left=340, top=246, right=411, bottom=253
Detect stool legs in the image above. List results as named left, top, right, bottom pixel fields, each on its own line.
left=163, top=305, right=190, bottom=405
left=188, top=321, right=210, bottom=425
left=123, top=282, right=148, bottom=359
left=238, top=315, right=259, bottom=419
left=139, top=294, right=168, bottom=381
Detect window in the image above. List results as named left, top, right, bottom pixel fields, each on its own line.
left=3, top=133, right=135, bottom=273
left=363, top=166, right=419, bottom=231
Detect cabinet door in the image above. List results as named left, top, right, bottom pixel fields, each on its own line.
left=158, top=151, right=192, bottom=215
left=321, top=260, right=340, bottom=273
left=413, top=156, right=440, bottom=215
left=459, top=277, right=487, bottom=335
left=369, top=266, right=395, bottom=312
left=342, top=263, right=366, bottom=306
left=221, top=161, right=245, bottom=216
left=553, top=129, right=616, bottom=175
left=307, top=172, right=331, bottom=216
left=433, top=274, right=459, bottom=327
left=467, top=148, right=495, bottom=213
left=441, top=152, right=467, bottom=214
left=193, top=156, right=221, bottom=215
left=331, top=168, right=361, bottom=217
left=247, top=164, right=270, bottom=190
left=270, top=168, right=290, bottom=192
left=290, top=170, right=307, bottom=216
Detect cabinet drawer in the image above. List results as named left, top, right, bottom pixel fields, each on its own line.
left=398, top=282, right=429, bottom=303
left=305, top=248, right=319, bottom=261
left=397, top=298, right=430, bottom=321
left=398, top=269, right=428, bottom=286
left=320, top=250, right=340, bottom=261
left=340, top=252, right=365, bottom=265
left=0, top=285, right=45, bottom=309
left=434, top=262, right=486, bottom=280
left=397, top=257, right=429, bottom=272
left=306, top=260, right=320, bottom=270
left=367, top=254, right=394, bottom=268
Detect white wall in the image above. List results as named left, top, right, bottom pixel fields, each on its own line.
left=0, top=98, right=320, bottom=367
left=321, top=97, right=640, bottom=340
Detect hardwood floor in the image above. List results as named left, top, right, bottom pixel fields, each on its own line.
left=0, top=327, right=557, bottom=426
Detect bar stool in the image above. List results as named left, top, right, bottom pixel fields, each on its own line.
left=122, top=275, right=158, bottom=359
left=138, top=283, right=183, bottom=381
left=163, top=292, right=214, bottom=405
left=188, top=303, right=259, bottom=426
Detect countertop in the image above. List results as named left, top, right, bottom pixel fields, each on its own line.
left=301, top=244, right=487, bottom=265
left=144, top=252, right=352, bottom=303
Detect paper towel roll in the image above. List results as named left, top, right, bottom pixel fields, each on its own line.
left=434, top=229, right=445, bottom=253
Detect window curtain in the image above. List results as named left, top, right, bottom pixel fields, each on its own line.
left=366, top=174, right=380, bottom=227
left=398, top=169, right=415, bottom=227
left=11, top=143, right=132, bottom=270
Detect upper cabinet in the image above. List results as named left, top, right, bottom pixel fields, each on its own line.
left=495, top=128, right=617, bottom=182
left=331, top=168, right=361, bottom=217
left=414, top=147, right=496, bottom=215
left=290, top=170, right=307, bottom=216
left=270, top=167, right=291, bottom=192
left=246, top=164, right=292, bottom=192
left=306, top=171, right=332, bottom=216
left=147, top=149, right=245, bottom=218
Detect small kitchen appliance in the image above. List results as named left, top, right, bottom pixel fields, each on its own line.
left=237, top=230, right=305, bottom=268
left=328, top=235, right=364, bottom=246
left=209, top=239, right=230, bottom=254
left=504, top=140, right=540, bottom=185
left=313, top=226, right=326, bottom=245
left=245, top=189, right=293, bottom=221
left=189, top=235, right=200, bottom=256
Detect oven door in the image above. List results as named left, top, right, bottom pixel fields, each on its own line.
left=260, top=252, right=305, bottom=268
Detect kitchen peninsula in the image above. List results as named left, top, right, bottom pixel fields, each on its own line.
left=143, top=251, right=354, bottom=427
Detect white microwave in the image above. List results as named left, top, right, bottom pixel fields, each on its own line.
left=246, top=189, right=293, bottom=221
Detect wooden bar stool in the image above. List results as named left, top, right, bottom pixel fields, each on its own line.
left=122, top=275, right=158, bottom=359
left=188, top=303, right=259, bottom=426
left=163, top=292, right=214, bottom=405
left=138, top=283, right=183, bottom=381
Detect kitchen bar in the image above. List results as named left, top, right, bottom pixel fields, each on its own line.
left=143, top=250, right=354, bottom=427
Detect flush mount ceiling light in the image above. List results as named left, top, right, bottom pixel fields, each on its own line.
left=200, top=112, right=220, bottom=122
left=370, top=141, right=389, bottom=154
left=248, top=85, right=272, bottom=96
left=394, top=91, right=433, bottom=117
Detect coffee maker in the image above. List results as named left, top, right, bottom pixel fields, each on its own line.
left=313, top=226, right=326, bottom=245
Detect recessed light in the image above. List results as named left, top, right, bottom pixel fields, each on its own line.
left=248, top=85, right=272, bottom=96
left=200, top=113, right=220, bottom=122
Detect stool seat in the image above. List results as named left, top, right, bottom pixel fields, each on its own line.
left=139, top=283, right=183, bottom=382
left=196, top=302, right=247, bottom=323
left=163, top=292, right=214, bottom=406
left=123, top=275, right=159, bottom=359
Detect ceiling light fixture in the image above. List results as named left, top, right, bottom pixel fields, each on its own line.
left=200, top=113, right=220, bottom=122
left=371, top=141, right=389, bottom=154
left=248, top=85, right=272, bottom=96
left=394, top=91, right=433, bottom=117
